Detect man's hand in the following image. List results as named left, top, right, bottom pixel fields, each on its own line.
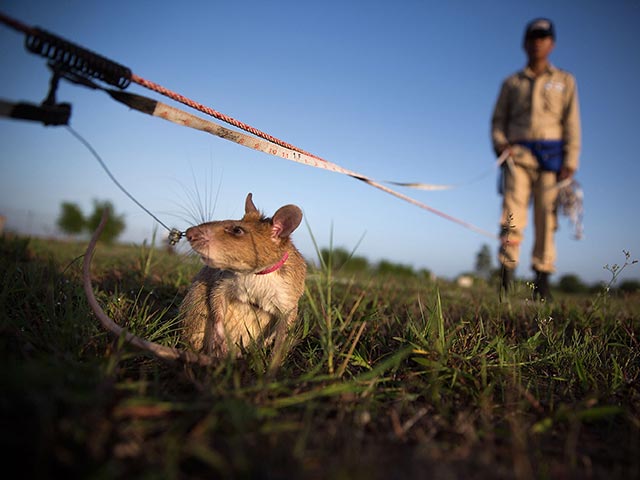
left=497, top=144, right=512, bottom=156
left=558, top=166, right=575, bottom=181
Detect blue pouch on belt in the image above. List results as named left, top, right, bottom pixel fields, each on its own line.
left=516, top=140, right=564, bottom=172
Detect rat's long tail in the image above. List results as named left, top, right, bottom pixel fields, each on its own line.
left=82, top=208, right=214, bottom=366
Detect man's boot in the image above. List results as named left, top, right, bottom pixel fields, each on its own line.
left=500, top=266, right=514, bottom=295
left=533, top=270, right=553, bottom=301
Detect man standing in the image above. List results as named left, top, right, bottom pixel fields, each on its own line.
left=491, top=18, right=581, bottom=300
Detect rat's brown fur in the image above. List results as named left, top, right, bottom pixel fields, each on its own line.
left=180, top=193, right=306, bottom=358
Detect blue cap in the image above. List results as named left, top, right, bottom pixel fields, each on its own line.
left=524, top=18, right=555, bottom=41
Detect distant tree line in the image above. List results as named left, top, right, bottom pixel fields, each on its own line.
left=57, top=200, right=126, bottom=244
left=318, top=247, right=432, bottom=280
left=555, top=273, right=640, bottom=294
left=317, top=244, right=640, bottom=293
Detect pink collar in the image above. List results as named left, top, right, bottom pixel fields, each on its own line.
left=256, top=251, right=289, bottom=275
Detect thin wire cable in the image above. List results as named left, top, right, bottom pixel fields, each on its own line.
left=65, top=125, right=174, bottom=233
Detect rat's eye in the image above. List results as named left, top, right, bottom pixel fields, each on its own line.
left=225, top=225, right=245, bottom=236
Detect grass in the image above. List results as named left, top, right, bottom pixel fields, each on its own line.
left=1, top=234, right=639, bottom=479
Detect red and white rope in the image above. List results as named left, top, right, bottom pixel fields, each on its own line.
left=131, top=74, right=319, bottom=159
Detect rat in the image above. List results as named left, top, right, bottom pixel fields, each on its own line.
left=179, top=193, right=307, bottom=360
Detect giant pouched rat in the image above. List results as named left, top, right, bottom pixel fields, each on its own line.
left=82, top=193, right=305, bottom=367
left=179, top=193, right=307, bottom=358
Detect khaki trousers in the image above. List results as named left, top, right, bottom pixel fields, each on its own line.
left=499, top=159, right=559, bottom=273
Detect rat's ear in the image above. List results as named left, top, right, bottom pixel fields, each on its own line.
left=271, top=205, right=302, bottom=239
left=245, top=193, right=259, bottom=215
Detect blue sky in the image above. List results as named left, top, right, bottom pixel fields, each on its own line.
left=1, top=0, right=639, bottom=284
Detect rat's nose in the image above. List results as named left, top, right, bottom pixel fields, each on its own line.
left=185, top=226, right=203, bottom=243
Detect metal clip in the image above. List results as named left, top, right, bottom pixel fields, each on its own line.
left=168, top=228, right=184, bottom=246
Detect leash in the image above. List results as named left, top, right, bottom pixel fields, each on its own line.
left=65, top=124, right=184, bottom=244
left=104, top=89, right=498, bottom=239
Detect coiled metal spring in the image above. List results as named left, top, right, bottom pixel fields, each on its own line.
left=25, top=27, right=132, bottom=89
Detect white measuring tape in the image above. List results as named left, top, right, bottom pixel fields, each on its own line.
left=105, top=90, right=503, bottom=239
left=148, top=100, right=499, bottom=238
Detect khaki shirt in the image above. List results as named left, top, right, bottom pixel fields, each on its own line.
left=491, top=65, right=581, bottom=171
